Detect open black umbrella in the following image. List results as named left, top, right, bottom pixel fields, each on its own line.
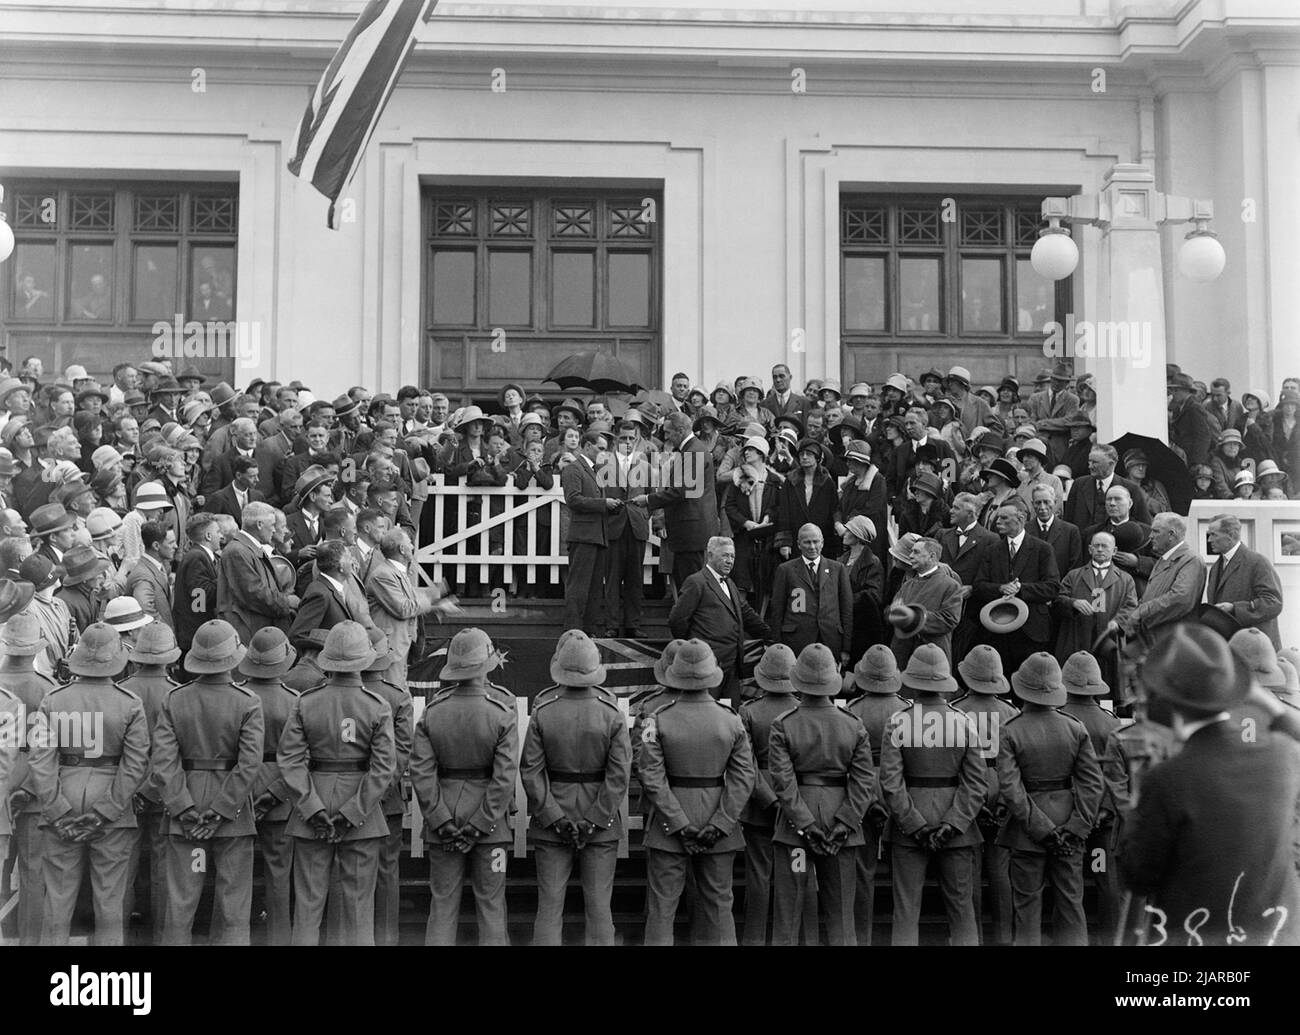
left=1109, top=432, right=1194, bottom=515
left=544, top=352, right=644, bottom=395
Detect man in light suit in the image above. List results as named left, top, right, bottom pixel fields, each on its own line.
left=761, top=363, right=808, bottom=423
left=769, top=523, right=854, bottom=665
left=127, top=522, right=176, bottom=628
left=1026, top=365, right=1080, bottom=422
left=562, top=429, right=617, bottom=634
left=1204, top=513, right=1284, bottom=647
left=1062, top=444, right=1151, bottom=530
left=217, top=501, right=300, bottom=645
left=289, top=540, right=359, bottom=644
left=668, top=536, right=772, bottom=700
left=366, top=529, right=428, bottom=686
left=1116, top=513, right=1206, bottom=644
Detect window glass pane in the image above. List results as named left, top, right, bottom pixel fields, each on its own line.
left=1017, top=257, right=1055, bottom=334
left=68, top=244, right=114, bottom=321
left=844, top=255, right=885, bottom=331
left=11, top=242, right=56, bottom=320
left=608, top=252, right=650, bottom=326
left=431, top=250, right=475, bottom=325
left=961, top=257, right=1003, bottom=333
left=190, top=245, right=235, bottom=321
left=133, top=245, right=177, bottom=321
left=488, top=250, right=531, bottom=326
left=551, top=251, right=594, bottom=326
left=898, top=257, right=940, bottom=332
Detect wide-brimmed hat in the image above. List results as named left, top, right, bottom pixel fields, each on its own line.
left=661, top=638, right=723, bottom=691
left=691, top=405, right=724, bottom=434
left=773, top=412, right=805, bottom=437
left=208, top=381, right=237, bottom=408
left=1228, top=627, right=1285, bottom=688
left=818, top=378, right=842, bottom=398
left=311, top=621, right=376, bottom=673
left=550, top=629, right=607, bottom=687
left=652, top=639, right=686, bottom=685
left=238, top=627, right=298, bottom=680
left=957, top=644, right=1009, bottom=695
left=176, top=366, right=207, bottom=386
left=86, top=507, right=123, bottom=541
left=18, top=554, right=64, bottom=592
left=980, top=595, right=1029, bottom=634
left=1144, top=623, right=1251, bottom=710
left=129, top=622, right=181, bottom=665
left=1011, top=652, right=1066, bottom=707
left=889, top=531, right=921, bottom=564
left=67, top=622, right=131, bottom=677
left=151, top=377, right=183, bottom=397
left=554, top=398, right=587, bottom=423
left=440, top=627, right=503, bottom=681
left=134, top=482, right=173, bottom=511
left=59, top=545, right=111, bottom=587
left=1196, top=602, right=1242, bottom=640
left=0, top=611, right=47, bottom=656
left=887, top=603, right=928, bottom=639
left=0, top=376, right=27, bottom=404
left=1256, top=459, right=1283, bottom=480
left=362, top=627, right=401, bottom=674
left=844, top=515, right=877, bottom=544
left=753, top=643, right=796, bottom=694
left=0, top=578, right=35, bottom=622
left=103, top=596, right=154, bottom=632
left=292, top=464, right=336, bottom=506
left=789, top=643, right=841, bottom=696
left=1061, top=651, right=1108, bottom=696
left=184, top=619, right=247, bottom=674
left=845, top=644, right=902, bottom=696
left=28, top=502, right=74, bottom=538
left=982, top=458, right=1019, bottom=486
left=900, top=643, right=959, bottom=694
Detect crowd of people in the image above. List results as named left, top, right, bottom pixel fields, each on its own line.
left=0, top=352, right=1295, bottom=948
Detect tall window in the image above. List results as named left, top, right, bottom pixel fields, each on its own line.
left=423, top=189, right=661, bottom=396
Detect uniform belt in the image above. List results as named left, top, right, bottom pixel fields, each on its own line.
left=1025, top=778, right=1072, bottom=792
left=907, top=776, right=958, bottom=788
left=549, top=770, right=605, bottom=784
left=871, top=751, right=882, bottom=767
left=311, top=760, right=369, bottom=773
left=58, top=754, right=120, bottom=768
left=668, top=776, right=724, bottom=788
left=438, top=766, right=492, bottom=780
left=263, top=752, right=278, bottom=762
left=182, top=758, right=236, bottom=772
left=985, top=757, right=997, bottom=768
left=796, top=772, right=848, bottom=788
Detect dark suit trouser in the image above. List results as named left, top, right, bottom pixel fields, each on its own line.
left=256, top=819, right=294, bottom=946
left=564, top=543, right=607, bottom=633
left=533, top=840, right=618, bottom=946
left=890, top=843, right=979, bottom=946
left=425, top=842, right=509, bottom=946
left=13, top=812, right=46, bottom=944
left=671, top=551, right=704, bottom=592
left=41, top=826, right=137, bottom=946
left=1087, top=821, right=1120, bottom=945
left=292, top=835, right=381, bottom=946
left=1009, top=847, right=1087, bottom=946
left=124, top=805, right=167, bottom=941
left=853, top=825, right=883, bottom=946
left=163, top=834, right=253, bottom=945
left=773, top=843, right=857, bottom=946
left=605, top=523, right=644, bottom=630
left=375, top=812, right=404, bottom=946
left=973, top=837, right=1013, bottom=945
left=644, top=848, right=736, bottom=946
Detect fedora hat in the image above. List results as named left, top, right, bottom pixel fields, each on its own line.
left=184, top=619, right=247, bottom=674
left=176, top=366, right=207, bottom=386
left=900, top=643, right=959, bottom=695
left=363, top=627, right=400, bottom=675
left=440, top=627, right=503, bottom=681
left=87, top=507, right=123, bottom=541
left=209, top=381, right=238, bottom=408
left=316, top=621, right=377, bottom=673
left=957, top=645, right=1009, bottom=695
left=1061, top=651, right=1108, bottom=696
left=790, top=643, right=842, bottom=696
left=550, top=629, right=607, bottom=687
left=134, top=482, right=173, bottom=511
left=52, top=478, right=93, bottom=509
left=661, top=639, right=723, bottom=691
left=18, top=554, right=64, bottom=592
left=1196, top=602, right=1241, bottom=640
left=554, top=398, right=587, bottom=423
left=67, top=622, right=131, bottom=678
left=122, top=389, right=148, bottom=408
left=239, top=627, right=298, bottom=680
left=753, top=643, right=797, bottom=695
left=1049, top=362, right=1074, bottom=382
left=151, top=377, right=183, bottom=396
left=1010, top=652, right=1066, bottom=707
left=129, top=621, right=181, bottom=666
left=982, top=458, right=1019, bottom=486
left=980, top=595, right=1029, bottom=634
left=1166, top=372, right=1196, bottom=392
left=292, top=464, right=336, bottom=506
left=59, top=545, right=110, bottom=587
left=103, top=596, right=154, bottom=632
left=889, top=532, right=922, bottom=564
left=1144, top=623, right=1250, bottom=711
left=887, top=603, right=928, bottom=639
left=29, top=502, right=75, bottom=538
left=1229, top=627, right=1285, bottom=688
left=653, top=640, right=685, bottom=686
left=0, top=578, right=35, bottom=622
left=331, top=393, right=359, bottom=418
left=845, top=644, right=903, bottom=696
left=0, top=611, right=47, bottom=656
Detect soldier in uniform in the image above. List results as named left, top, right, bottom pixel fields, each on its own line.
left=278, top=621, right=396, bottom=946
left=0, top=682, right=20, bottom=943
left=638, top=639, right=756, bottom=945
left=997, top=652, right=1104, bottom=946
left=410, top=628, right=518, bottom=946
left=843, top=644, right=908, bottom=945
left=0, top=604, right=58, bottom=945
left=953, top=644, right=1019, bottom=945
left=879, top=644, right=986, bottom=945
left=237, top=627, right=300, bottom=946
left=521, top=630, right=631, bottom=945
left=768, top=643, right=875, bottom=946
left=118, top=622, right=181, bottom=941
left=150, top=619, right=264, bottom=945
left=282, top=628, right=329, bottom=692
left=29, top=622, right=150, bottom=945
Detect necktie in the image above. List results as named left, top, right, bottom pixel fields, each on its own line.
left=1093, top=565, right=1110, bottom=579
left=1008, top=539, right=1018, bottom=561
left=1040, top=522, right=1050, bottom=535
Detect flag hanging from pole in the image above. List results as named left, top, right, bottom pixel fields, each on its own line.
left=288, top=0, right=437, bottom=228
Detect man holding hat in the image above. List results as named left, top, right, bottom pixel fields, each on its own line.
left=974, top=499, right=1061, bottom=673
left=409, top=627, right=517, bottom=946
left=28, top=622, right=150, bottom=945
left=886, top=536, right=965, bottom=667
left=279, top=621, right=396, bottom=946
left=996, top=652, right=1104, bottom=946
left=521, top=630, right=632, bottom=946
left=768, top=643, right=875, bottom=946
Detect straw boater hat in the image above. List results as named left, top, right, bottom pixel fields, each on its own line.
left=550, top=629, right=607, bottom=687
left=184, top=619, right=247, bottom=674
left=752, top=643, right=796, bottom=695
left=653, top=639, right=686, bottom=685
left=68, top=622, right=131, bottom=678
left=661, top=639, right=723, bottom=691
left=1010, top=652, right=1066, bottom=707
left=103, top=596, right=154, bottom=633
left=440, top=627, right=504, bottom=681
left=133, top=482, right=173, bottom=511
left=239, top=627, right=298, bottom=680
left=789, top=643, right=842, bottom=696
left=957, top=645, right=1009, bottom=695
left=0, top=612, right=48, bottom=657
left=129, top=622, right=182, bottom=666
left=843, top=644, right=903, bottom=696
left=900, top=643, right=959, bottom=695
left=980, top=595, right=1030, bottom=634
left=1061, top=651, right=1108, bottom=696
left=1143, top=624, right=1250, bottom=711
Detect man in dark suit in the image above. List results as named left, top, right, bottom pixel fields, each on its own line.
left=633, top=412, right=719, bottom=590
left=1026, top=483, right=1083, bottom=576
left=1063, top=443, right=1151, bottom=530
left=761, top=364, right=808, bottom=423
left=973, top=499, right=1061, bottom=673
left=938, top=492, right=1001, bottom=660
left=284, top=465, right=335, bottom=567
left=1202, top=377, right=1246, bottom=435
left=1120, top=624, right=1300, bottom=945
left=668, top=536, right=772, bottom=700
left=127, top=522, right=177, bottom=629
left=887, top=408, right=956, bottom=503
left=200, top=417, right=259, bottom=497
left=769, top=523, right=854, bottom=665
left=173, top=513, right=220, bottom=671
left=1026, top=365, right=1080, bottom=422
left=602, top=435, right=650, bottom=637
left=562, top=429, right=616, bottom=634
left=216, top=501, right=300, bottom=645
left=202, top=456, right=265, bottom=522
left=289, top=540, right=359, bottom=645
left=1205, top=513, right=1284, bottom=647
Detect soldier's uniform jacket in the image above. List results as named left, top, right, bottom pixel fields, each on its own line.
left=278, top=678, right=397, bottom=840
left=1100, top=718, right=1178, bottom=814
left=150, top=676, right=265, bottom=837
left=521, top=686, right=631, bottom=844
left=241, top=677, right=301, bottom=823
left=738, top=692, right=799, bottom=827
left=409, top=684, right=517, bottom=846
left=281, top=656, right=326, bottom=694
left=361, top=675, right=414, bottom=819
left=953, top=693, right=1021, bottom=810
left=629, top=686, right=679, bottom=815
left=30, top=677, right=150, bottom=830
left=846, top=692, right=911, bottom=768
left=637, top=694, right=756, bottom=854
left=879, top=701, right=985, bottom=847
left=768, top=698, right=875, bottom=848
left=2, top=666, right=57, bottom=813
left=0, top=688, right=21, bottom=839
left=995, top=708, right=1104, bottom=853
left=118, top=669, right=181, bottom=807
left=1060, top=698, right=1124, bottom=817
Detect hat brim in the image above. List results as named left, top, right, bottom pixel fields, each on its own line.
left=662, top=667, right=724, bottom=691
left=364, top=648, right=401, bottom=675
left=1062, top=678, right=1109, bottom=697
left=888, top=606, right=928, bottom=639
left=33, top=515, right=76, bottom=536
left=105, top=613, right=154, bottom=632
left=68, top=643, right=130, bottom=677
left=0, top=635, right=48, bottom=657
left=550, top=659, right=608, bottom=687
left=1010, top=672, right=1066, bottom=707
left=184, top=643, right=248, bottom=674
left=440, top=657, right=501, bottom=682
left=980, top=597, right=1029, bottom=634
left=319, top=649, right=378, bottom=673
left=129, top=647, right=182, bottom=665
left=850, top=671, right=903, bottom=695
left=239, top=646, right=299, bottom=680
left=790, top=674, right=841, bottom=696
left=62, top=557, right=112, bottom=586
left=0, top=583, right=38, bottom=623
left=957, top=660, right=1009, bottom=695
left=754, top=670, right=795, bottom=694
left=900, top=672, right=960, bottom=694
left=295, top=474, right=336, bottom=505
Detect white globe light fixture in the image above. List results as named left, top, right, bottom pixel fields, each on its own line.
left=1030, top=220, right=1079, bottom=281
left=1178, top=227, right=1226, bottom=282
left=0, top=186, right=13, bottom=265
